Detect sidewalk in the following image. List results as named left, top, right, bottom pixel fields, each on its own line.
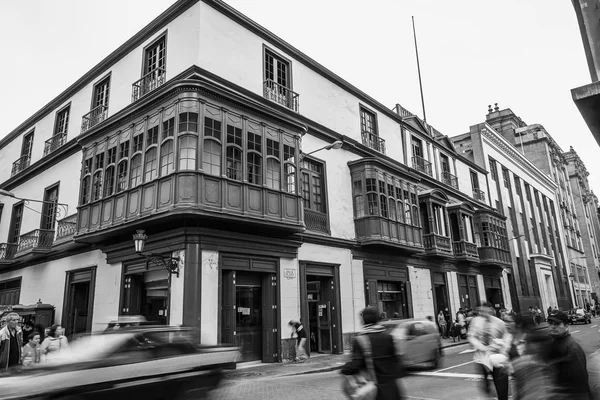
left=225, top=337, right=469, bottom=380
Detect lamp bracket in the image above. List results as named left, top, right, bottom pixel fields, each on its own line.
left=137, top=252, right=180, bottom=278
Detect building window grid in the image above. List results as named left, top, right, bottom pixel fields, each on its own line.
left=55, top=107, right=70, bottom=135
left=9, top=204, right=24, bottom=244
left=301, top=158, right=325, bottom=213
left=501, top=167, right=510, bottom=189
left=489, top=158, right=498, bottom=181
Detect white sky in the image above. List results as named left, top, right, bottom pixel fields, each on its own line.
left=1, top=1, right=598, bottom=193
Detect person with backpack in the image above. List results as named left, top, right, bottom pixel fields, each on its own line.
left=341, top=307, right=405, bottom=399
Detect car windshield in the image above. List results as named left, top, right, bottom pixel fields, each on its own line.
left=576, top=309, right=585, bottom=315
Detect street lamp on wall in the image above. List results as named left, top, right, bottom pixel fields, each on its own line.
left=132, top=230, right=181, bottom=277
left=299, top=140, right=343, bottom=161
left=0, top=189, right=69, bottom=219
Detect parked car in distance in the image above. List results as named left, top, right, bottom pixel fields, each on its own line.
left=382, top=318, right=442, bottom=369
left=568, top=308, right=592, bottom=324
left=1, top=326, right=239, bottom=400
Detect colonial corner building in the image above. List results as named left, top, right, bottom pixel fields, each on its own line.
left=0, top=0, right=597, bottom=363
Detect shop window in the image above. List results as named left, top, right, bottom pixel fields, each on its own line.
left=121, top=265, right=170, bottom=326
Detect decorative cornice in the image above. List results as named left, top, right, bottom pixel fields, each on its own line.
left=479, top=125, right=557, bottom=192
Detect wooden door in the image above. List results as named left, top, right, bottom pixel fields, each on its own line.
left=261, top=274, right=277, bottom=362
left=221, top=270, right=236, bottom=345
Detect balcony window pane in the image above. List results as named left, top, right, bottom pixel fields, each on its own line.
left=107, top=147, right=116, bottom=165
left=179, top=112, right=198, bottom=134
left=226, top=147, right=242, bottom=180
left=104, top=166, right=115, bottom=197
left=367, top=193, right=378, bottom=216
left=285, top=164, right=296, bottom=194
left=133, top=133, right=143, bottom=153
left=162, top=117, right=174, bottom=139
left=354, top=196, right=365, bottom=218
left=405, top=203, right=412, bottom=225
left=81, top=176, right=90, bottom=204
left=379, top=195, right=388, bottom=218
left=119, top=141, right=130, bottom=159
left=204, top=118, right=222, bottom=140
left=302, top=171, right=310, bottom=208
left=144, top=148, right=158, bottom=182
left=267, top=138, right=280, bottom=158
left=266, top=158, right=280, bottom=190
left=388, top=198, right=396, bottom=220
left=117, top=160, right=128, bottom=192
left=177, top=137, right=194, bottom=171
left=160, top=140, right=175, bottom=175
left=412, top=206, right=419, bottom=227
left=146, top=126, right=158, bottom=147
left=92, top=171, right=102, bottom=201
left=130, top=155, right=142, bottom=187
left=396, top=201, right=404, bottom=223
left=248, top=132, right=262, bottom=153
left=247, top=153, right=262, bottom=185
left=202, top=140, right=221, bottom=176
left=227, top=125, right=242, bottom=147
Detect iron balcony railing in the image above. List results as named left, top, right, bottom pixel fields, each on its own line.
left=16, top=229, right=55, bottom=254
left=441, top=171, right=459, bottom=189
left=0, top=243, right=17, bottom=261
left=132, top=68, right=166, bottom=102
left=361, top=131, right=386, bottom=154
left=43, top=132, right=68, bottom=156
left=304, top=209, right=329, bottom=234
left=56, top=214, right=78, bottom=241
left=473, top=188, right=486, bottom=202
left=11, top=155, right=31, bottom=176
left=81, top=105, right=108, bottom=133
left=263, top=80, right=299, bottom=112
left=412, top=156, right=432, bottom=176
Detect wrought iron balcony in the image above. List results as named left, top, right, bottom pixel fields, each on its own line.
left=361, top=131, right=386, bottom=154
left=411, top=156, right=432, bottom=176
left=132, top=68, right=166, bottom=102
left=452, top=240, right=479, bottom=261
left=11, top=155, right=31, bottom=176
left=423, top=233, right=453, bottom=257
left=304, top=209, right=329, bottom=234
left=0, top=243, right=17, bottom=261
left=43, top=132, right=68, bottom=156
left=263, top=80, right=299, bottom=112
left=81, top=105, right=108, bottom=133
left=15, top=229, right=54, bottom=255
left=472, top=188, right=486, bottom=202
left=441, top=171, right=459, bottom=189
left=55, top=214, right=78, bottom=242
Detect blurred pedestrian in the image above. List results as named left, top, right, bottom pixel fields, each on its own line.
left=547, top=311, right=591, bottom=400
left=437, top=310, right=447, bottom=338
left=40, top=324, right=67, bottom=362
left=288, top=320, right=307, bottom=363
left=341, top=307, right=404, bottom=400
left=0, top=312, right=22, bottom=373
left=468, top=302, right=510, bottom=400
left=443, top=307, right=451, bottom=337
left=21, top=332, right=41, bottom=368
left=510, top=325, right=554, bottom=399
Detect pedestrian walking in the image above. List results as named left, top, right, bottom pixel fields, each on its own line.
left=40, top=324, right=68, bottom=362
left=467, top=302, right=510, bottom=400
left=288, top=320, right=308, bottom=363
left=547, top=311, right=592, bottom=400
left=21, top=331, right=41, bottom=368
left=341, top=307, right=404, bottom=400
left=0, top=312, right=23, bottom=373
left=437, top=310, right=447, bottom=338
left=443, top=307, right=451, bottom=338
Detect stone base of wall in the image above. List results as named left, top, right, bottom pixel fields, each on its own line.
left=281, top=338, right=296, bottom=361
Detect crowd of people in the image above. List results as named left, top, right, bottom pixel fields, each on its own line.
left=0, top=312, right=68, bottom=373
left=341, top=303, right=593, bottom=400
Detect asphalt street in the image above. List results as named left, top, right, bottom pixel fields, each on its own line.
left=210, top=317, right=600, bottom=400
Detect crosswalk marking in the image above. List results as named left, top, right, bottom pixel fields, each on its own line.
left=434, top=360, right=474, bottom=373
left=458, top=349, right=476, bottom=354
left=591, top=325, right=598, bottom=328
left=572, top=330, right=580, bottom=334
left=415, top=371, right=482, bottom=379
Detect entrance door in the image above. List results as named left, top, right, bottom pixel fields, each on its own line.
left=432, top=272, right=449, bottom=317
left=306, top=277, right=333, bottom=353
left=236, top=281, right=262, bottom=362
left=63, top=268, right=96, bottom=338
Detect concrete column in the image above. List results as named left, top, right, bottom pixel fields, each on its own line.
left=201, top=249, right=219, bottom=344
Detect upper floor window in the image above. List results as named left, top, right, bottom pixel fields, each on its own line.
left=93, top=76, right=110, bottom=110
left=8, top=203, right=24, bottom=244
left=144, top=36, right=166, bottom=78
left=41, top=184, right=59, bottom=231
left=54, top=106, right=70, bottom=135
left=21, top=131, right=34, bottom=160
left=501, top=167, right=510, bottom=189
left=301, top=159, right=326, bottom=213
left=440, top=153, right=450, bottom=173
left=360, top=107, right=385, bottom=154
left=470, top=171, right=479, bottom=190
left=524, top=183, right=532, bottom=201
left=203, top=116, right=222, bottom=176
left=514, top=175, right=521, bottom=196
left=489, top=157, right=498, bottom=181
left=263, top=48, right=298, bottom=111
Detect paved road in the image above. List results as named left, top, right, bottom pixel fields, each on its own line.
left=210, top=317, right=600, bottom=399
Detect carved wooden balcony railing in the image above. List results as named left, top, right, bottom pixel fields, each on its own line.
left=361, top=131, right=386, bottom=154
left=0, top=243, right=17, bottom=262
left=15, top=229, right=55, bottom=254
left=441, top=171, right=459, bottom=190
left=81, top=105, right=108, bottom=133
left=478, top=246, right=512, bottom=266
left=355, top=215, right=423, bottom=252
left=423, top=233, right=453, bottom=257
left=263, top=80, right=299, bottom=112
left=472, top=189, right=486, bottom=202
left=55, top=214, right=78, bottom=241
left=452, top=240, right=479, bottom=261
left=304, top=209, right=329, bottom=234
left=132, top=68, right=166, bottom=102
left=43, top=132, right=68, bottom=156
left=11, top=155, right=30, bottom=176
left=412, top=156, right=432, bottom=176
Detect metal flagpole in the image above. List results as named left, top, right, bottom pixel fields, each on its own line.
left=412, top=16, right=427, bottom=123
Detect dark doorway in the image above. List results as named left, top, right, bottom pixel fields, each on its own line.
left=63, top=268, right=96, bottom=338
left=432, top=272, right=450, bottom=318
left=235, top=272, right=262, bottom=362
left=306, top=276, right=333, bottom=354
left=121, top=267, right=169, bottom=326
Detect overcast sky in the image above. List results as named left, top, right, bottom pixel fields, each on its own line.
left=1, top=1, right=598, bottom=193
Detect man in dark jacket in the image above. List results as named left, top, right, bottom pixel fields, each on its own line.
left=0, top=312, right=23, bottom=373
left=547, top=311, right=591, bottom=400
left=341, top=307, right=404, bottom=400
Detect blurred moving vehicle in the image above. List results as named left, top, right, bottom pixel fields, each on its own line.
left=568, top=308, right=592, bottom=324
left=1, top=326, right=239, bottom=400
left=382, top=318, right=442, bottom=369
left=103, top=315, right=152, bottom=332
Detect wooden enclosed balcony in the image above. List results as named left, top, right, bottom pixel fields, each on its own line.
left=15, top=229, right=54, bottom=256
left=132, top=68, right=166, bottom=102
left=478, top=246, right=511, bottom=267
left=412, top=156, right=432, bottom=176
left=43, top=132, right=68, bottom=156
left=355, top=215, right=424, bottom=253
left=441, top=171, right=459, bottom=189
left=452, top=240, right=479, bottom=262
left=361, top=131, right=386, bottom=154
left=81, top=105, right=108, bottom=133
left=11, top=155, right=30, bottom=176
left=423, top=233, right=453, bottom=257
left=263, top=80, right=299, bottom=112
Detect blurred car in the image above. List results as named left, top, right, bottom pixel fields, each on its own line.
left=382, top=318, right=442, bottom=369
left=568, top=308, right=592, bottom=324
left=1, top=326, right=239, bottom=400
left=103, top=315, right=153, bottom=332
